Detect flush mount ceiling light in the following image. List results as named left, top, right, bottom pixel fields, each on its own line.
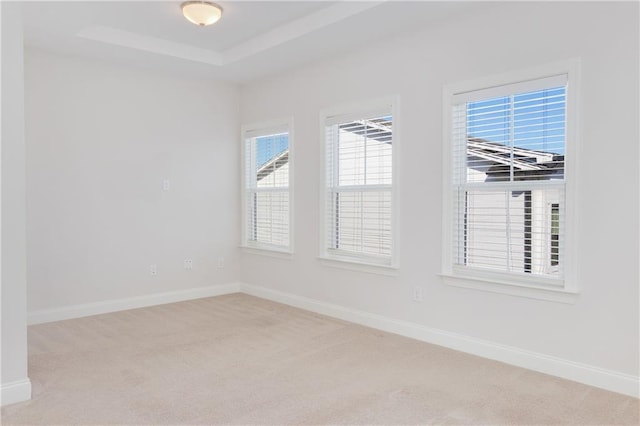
left=181, top=1, right=223, bottom=27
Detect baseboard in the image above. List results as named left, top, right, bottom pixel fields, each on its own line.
left=28, top=282, right=242, bottom=325
left=241, top=283, right=640, bottom=398
left=1, top=379, right=32, bottom=407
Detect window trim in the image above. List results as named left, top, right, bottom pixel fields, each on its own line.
left=441, top=59, right=580, bottom=299
left=319, top=96, right=400, bottom=270
left=240, top=117, right=294, bottom=254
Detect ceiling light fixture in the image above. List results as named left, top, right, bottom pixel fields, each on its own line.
left=181, top=1, right=223, bottom=27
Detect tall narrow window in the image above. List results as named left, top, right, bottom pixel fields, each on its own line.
left=242, top=121, right=292, bottom=252
left=323, top=104, right=395, bottom=266
left=448, top=72, right=571, bottom=286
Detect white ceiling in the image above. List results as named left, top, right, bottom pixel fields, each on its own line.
left=22, top=1, right=489, bottom=83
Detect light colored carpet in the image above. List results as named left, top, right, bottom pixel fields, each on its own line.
left=2, top=293, right=638, bottom=425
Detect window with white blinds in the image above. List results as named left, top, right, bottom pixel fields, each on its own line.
left=242, top=123, right=291, bottom=252
left=450, top=74, right=568, bottom=284
left=323, top=106, right=394, bottom=266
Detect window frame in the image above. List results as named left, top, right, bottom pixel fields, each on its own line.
left=318, top=97, right=400, bottom=272
left=240, top=118, right=294, bottom=254
left=441, top=60, right=580, bottom=302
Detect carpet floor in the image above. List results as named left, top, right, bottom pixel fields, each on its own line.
left=1, top=293, right=638, bottom=425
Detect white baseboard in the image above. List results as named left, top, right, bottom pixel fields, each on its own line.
left=1, top=379, right=32, bottom=407
left=28, top=283, right=242, bottom=325
left=241, top=283, right=640, bottom=398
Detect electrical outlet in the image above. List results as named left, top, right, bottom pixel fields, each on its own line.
left=412, top=287, right=423, bottom=302
left=163, top=179, right=170, bottom=191
left=150, top=264, right=157, bottom=276
left=217, top=257, right=224, bottom=268
left=183, top=259, right=193, bottom=270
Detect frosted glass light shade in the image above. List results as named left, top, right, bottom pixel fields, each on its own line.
left=182, top=1, right=222, bottom=26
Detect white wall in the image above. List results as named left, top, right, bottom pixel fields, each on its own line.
left=25, top=49, right=240, bottom=312
left=239, top=0, right=639, bottom=380
left=1, top=2, right=32, bottom=405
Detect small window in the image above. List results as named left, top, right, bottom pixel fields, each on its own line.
left=322, top=102, right=396, bottom=267
left=242, top=121, right=292, bottom=252
left=443, top=62, right=578, bottom=292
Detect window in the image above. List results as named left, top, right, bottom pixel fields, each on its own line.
left=242, top=120, right=292, bottom=252
left=443, top=61, right=579, bottom=294
left=322, top=102, right=396, bottom=267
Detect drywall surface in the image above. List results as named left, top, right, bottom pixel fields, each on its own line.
left=25, top=49, right=240, bottom=311
left=239, top=2, right=639, bottom=377
left=1, top=1, right=32, bottom=403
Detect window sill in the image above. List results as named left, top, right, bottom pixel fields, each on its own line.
left=439, top=272, right=579, bottom=304
left=318, top=256, right=398, bottom=276
left=241, top=246, right=293, bottom=260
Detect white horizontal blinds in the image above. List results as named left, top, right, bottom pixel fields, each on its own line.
left=326, top=112, right=393, bottom=261
left=452, top=76, right=567, bottom=280
left=455, top=186, right=565, bottom=276
left=245, top=131, right=289, bottom=249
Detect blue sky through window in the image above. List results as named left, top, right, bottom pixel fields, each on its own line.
left=256, top=133, right=288, bottom=168
left=467, top=86, right=566, bottom=155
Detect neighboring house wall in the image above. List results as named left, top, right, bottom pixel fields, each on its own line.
left=336, top=129, right=392, bottom=186
left=252, top=191, right=289, bottom=247
left=464, top=159, right=561, bottom=276
left=332, top=128, right=393, bottom=256
left=254, top=160, right=289, bottom=247
left=257, top=161, right=289, bottom=188
left=331, top=190, right=392, bottom=257
left=464, top=186, right=561, bottom=275
left=465, top=188, right=526, bottom=271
